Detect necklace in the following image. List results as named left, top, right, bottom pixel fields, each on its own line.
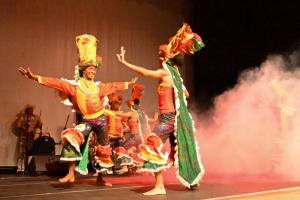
left=78, top=79, right=98, bottom=95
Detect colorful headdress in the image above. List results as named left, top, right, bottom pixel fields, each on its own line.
left=75, top=34, right=102, bottom=70
left=127, top=84, right=144, bottom=108
left=131, top=84, right=144, bottom=100
left=159, top=23, right=205, bottom=59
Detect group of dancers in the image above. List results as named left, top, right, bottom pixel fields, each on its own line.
left=18, top=23, right=205, bottom=195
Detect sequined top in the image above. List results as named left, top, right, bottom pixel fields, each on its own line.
left=38, top=76, right=128, bottom=119
left=157, top=85, right=176, bottom=114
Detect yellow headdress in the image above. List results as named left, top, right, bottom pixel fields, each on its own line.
left=75, top=34, right=102, bottom=70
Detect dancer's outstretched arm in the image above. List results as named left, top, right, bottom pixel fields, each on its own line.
left=117, top=46, right=168, bottom=79
left=18, top=67, right=74, bottom=95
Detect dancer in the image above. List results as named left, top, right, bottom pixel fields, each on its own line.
left=117, top=23, right=205, bottom=195
left=121, top=84, right=156, bottom=149
left=114, top=84, right=153, bottom=170
left=107, top=93, right=133, bottom=174
left=18, top=34, right=137, bottom=185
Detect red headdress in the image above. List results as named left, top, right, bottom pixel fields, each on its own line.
left=127, top=84, right=145, bottom=108
left=159, top=23, right=205, bottom=59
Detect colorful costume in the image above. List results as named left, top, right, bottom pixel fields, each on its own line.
left=36, top=34, right=129, bottom=174
left=107, top=93, right=133, bottom=170
left=117, top=84, right=151, bottom=167
left=122, top=84, right=150, bottom=150
left=123, top=120, right=143, bottom=150
left=139, top=23, right=205, bottom=188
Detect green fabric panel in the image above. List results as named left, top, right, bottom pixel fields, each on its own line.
left=75, top=136, right=90, bottom=174
left=60, top=144, right=82, bottom=159
left=166, top=62, right=202, bottom=185
left=143, top=161, right=168, bottom=171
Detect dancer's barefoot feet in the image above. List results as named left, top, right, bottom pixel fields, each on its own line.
left=58, top=174, right=75, bottom=183
left=96, top=180, right=112, bottom=187
left=96, top=174, right=112, bottom=187
left=143, top=186, right=166, bottom=195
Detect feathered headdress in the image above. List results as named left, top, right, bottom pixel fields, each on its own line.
left=159, top=23, right=205, bottom=59
left=131, top=84, right=144, bottom=100
left=127, top=84, right=144, bottom=108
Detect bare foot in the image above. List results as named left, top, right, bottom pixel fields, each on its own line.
left=96, top=180, right=112, bottom=187
left=96, top=174, right=112, bottom=187
left=143, top=187, right=166, bottom=195
left=58, top=174, right=75, bottom=183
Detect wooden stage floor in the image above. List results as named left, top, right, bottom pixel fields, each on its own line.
left=1, top=168, right=300, bottom=200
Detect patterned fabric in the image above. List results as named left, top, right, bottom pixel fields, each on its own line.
left=113, top=147, right=133, bottom=169
left=159, top=23, right=205, bottom=59
left=93, top=145, right=114, bottom=172
left=122, top=133, right=143, bottom=150
left=163, top=61, right=204, bottom=188
left=60, top=144, right=82, bottom=160
left=84, top=115, right=110, bottom=145
left=138, top=113, right=175, bottom=172
left=153, top=112, right=176, bottom=143
left=38, top=76, right=128, bottom=119
left=128, top=147, right=144, bottom=167
left=60, top=115, right=113, bottom=175
left=138, top=134, right=170, bottom=172
left=61, top=127, right=85, bottom=153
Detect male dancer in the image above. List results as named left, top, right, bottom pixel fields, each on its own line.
left=18, top=34, right=137, bottom=185
left=117, top=23, right=205, bottom=195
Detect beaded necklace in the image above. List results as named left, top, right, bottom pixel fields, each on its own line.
left=78, top=79, right=98, bottom=95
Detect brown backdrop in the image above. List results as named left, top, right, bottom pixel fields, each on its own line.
left=0, top=0, right=194, bottom=166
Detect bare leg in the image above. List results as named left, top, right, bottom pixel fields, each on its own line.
left=59, top=162, right=76, bottom=183
left=143, top=171, right=166, bottom=195
left=96, top=173, right=112, bottom=186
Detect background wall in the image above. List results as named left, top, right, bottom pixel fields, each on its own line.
left=0, top=0, right=195, bottom=166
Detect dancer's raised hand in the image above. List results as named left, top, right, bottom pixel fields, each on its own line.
left=128, top=77, right=138, bottom=85
left=116, top=46, right=126, bottom=64
left=18, top=67, right=38, bottom=81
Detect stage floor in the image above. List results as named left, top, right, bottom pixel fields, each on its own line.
left=1, top=168, right=300, bottom=200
